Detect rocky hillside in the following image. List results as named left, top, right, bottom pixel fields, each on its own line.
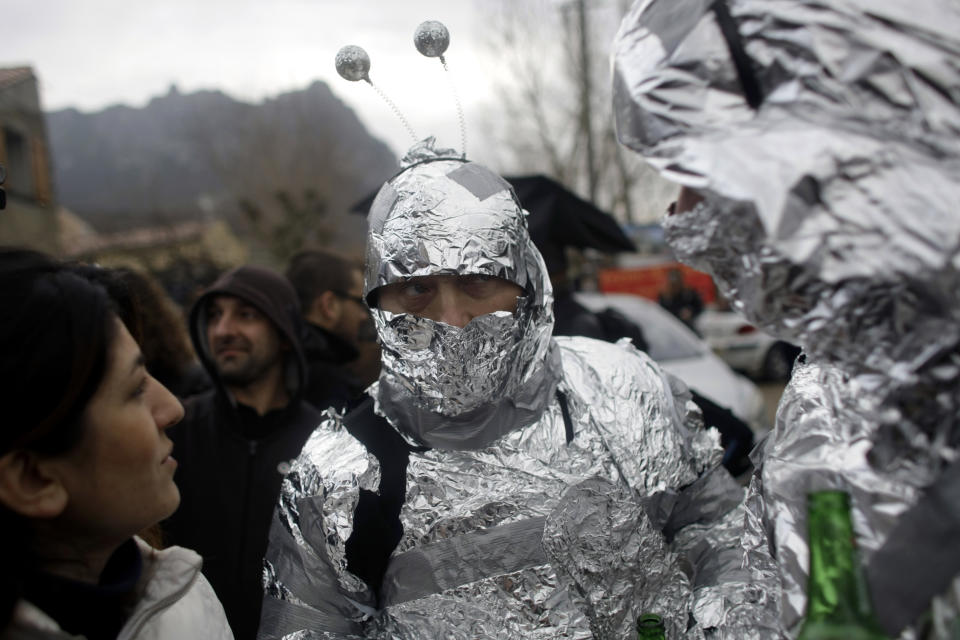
left=46, top=82, right=397, bottom=253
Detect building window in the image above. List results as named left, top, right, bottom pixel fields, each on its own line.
left=2, top=127, right=34, bottom=198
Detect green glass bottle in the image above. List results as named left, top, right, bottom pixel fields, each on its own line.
left=796, top=490, right=889, bottom=640
left=636, top=612, right=666, bottom=640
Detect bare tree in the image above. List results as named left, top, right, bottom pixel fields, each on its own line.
left=480, top=0, right=676, bottom=224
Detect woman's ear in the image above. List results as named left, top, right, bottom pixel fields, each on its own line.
left=0, top=450, right=69, bottom=519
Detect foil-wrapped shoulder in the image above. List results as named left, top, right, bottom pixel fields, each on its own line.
left=611, top=0, right=960, bottom=373
left=260, top=412, right=380, bottom=638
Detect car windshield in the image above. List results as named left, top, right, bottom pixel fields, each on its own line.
left=575, top=294, right=706, bottom=361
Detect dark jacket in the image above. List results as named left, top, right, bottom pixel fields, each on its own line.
left=551, top=292, right=606, bottom=340
left=163, top=266, right=321, bottom=640
left=301, top=322, right=364, bottom=413
left=658, top=287, right=704, bottom=330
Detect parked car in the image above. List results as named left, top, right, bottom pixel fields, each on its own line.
left=695, top=309, right=801, bottom=382
left=575, top=292, right=769, bottom=435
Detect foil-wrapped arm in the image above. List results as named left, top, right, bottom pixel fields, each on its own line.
left=643, top=351, right=759, bottom=639
left=551, top=337, right=749, bottom=636
left=258, top=414, right=380, bottom=640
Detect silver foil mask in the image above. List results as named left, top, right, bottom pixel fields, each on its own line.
left=377, top=307, right=527, bottom=417
left=364, top=139, right=557, bottom=447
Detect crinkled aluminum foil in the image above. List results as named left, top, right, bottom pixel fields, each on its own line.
left=613, top=1, right=960, bottom=636
left=365, top=137, right=557, bottom=446
left=262, top=337, right=742, bottom=638
left=364, top=138, right=547, bottom=308
left=377, top=309, right=527, bottom=416
left=542, top=477, right=693, bottom=639
left=374, top=313, right=561, bottom=449
left=262, top=137, right=744, bottom=637
left=259, top=413, right=379, bottom=639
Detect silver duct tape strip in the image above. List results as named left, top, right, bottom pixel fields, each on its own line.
left=259, top=596, right=361, bottom=638
left=380, top=516, right=548, bottom=607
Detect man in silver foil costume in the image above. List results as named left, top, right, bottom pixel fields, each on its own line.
left=612, top=1, right=960, bottom=638
left=257, top=138, right=749, bottom=639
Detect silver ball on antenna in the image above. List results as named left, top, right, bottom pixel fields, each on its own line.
left=414, top=21, right=450, bottom=58
left=335, top=45, right=371, bottom=82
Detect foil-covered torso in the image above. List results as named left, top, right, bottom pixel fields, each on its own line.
left=258, top=138, right=749, bottom=638
left=662, top=201, right=960, bottom=638
left=260, top=337, right=748, bottom=639
left=612, top=1, right=960, bottom=637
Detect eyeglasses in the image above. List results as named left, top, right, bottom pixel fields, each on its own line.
left=332, top=290, right=367, bottom=307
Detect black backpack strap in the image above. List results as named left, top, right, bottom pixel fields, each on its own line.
left=342, top=398, right=424, bottom=600
left=710, top=0, right=764, bottom=110
left=556, top=389, right=575, bottom=444
left=689, top=389, right=755, bottom=476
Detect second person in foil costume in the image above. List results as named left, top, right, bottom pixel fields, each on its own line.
left=612, top=0, right=960, bottom=638
left=257, top=139, right=749, bottom=639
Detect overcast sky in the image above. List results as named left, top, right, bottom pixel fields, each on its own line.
left=2, top=0, right=514, bottom=163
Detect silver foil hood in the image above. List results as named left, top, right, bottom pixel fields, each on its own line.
left=612, top=0, right=960, bottom=467
left=364, top=138, right=547, bottom=307
left=365, top=138, right=557, bottom=446
left=611, top=0, right=960, bottom=374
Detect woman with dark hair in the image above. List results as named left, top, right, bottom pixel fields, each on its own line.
left=69, top=265, right=210, bottom=399
left=0, top=248, right=232, bottom=639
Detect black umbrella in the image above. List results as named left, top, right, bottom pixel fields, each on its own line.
left=350, top=173, right=635, bottom=272
left=508, top=175, right=635, bottom=272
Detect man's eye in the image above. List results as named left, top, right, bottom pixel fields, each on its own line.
left=401, top=282, right=431, bottom=296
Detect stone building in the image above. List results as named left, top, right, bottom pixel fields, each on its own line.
left=0, top=66, right=59, bottom=253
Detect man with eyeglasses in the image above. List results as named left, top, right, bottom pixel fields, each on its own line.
left=286, top=249, right=379, bottom=412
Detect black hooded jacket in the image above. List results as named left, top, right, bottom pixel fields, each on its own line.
left=163, top=266, right=321, bottom=640
left=300, top=321, right=364, bottom=413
